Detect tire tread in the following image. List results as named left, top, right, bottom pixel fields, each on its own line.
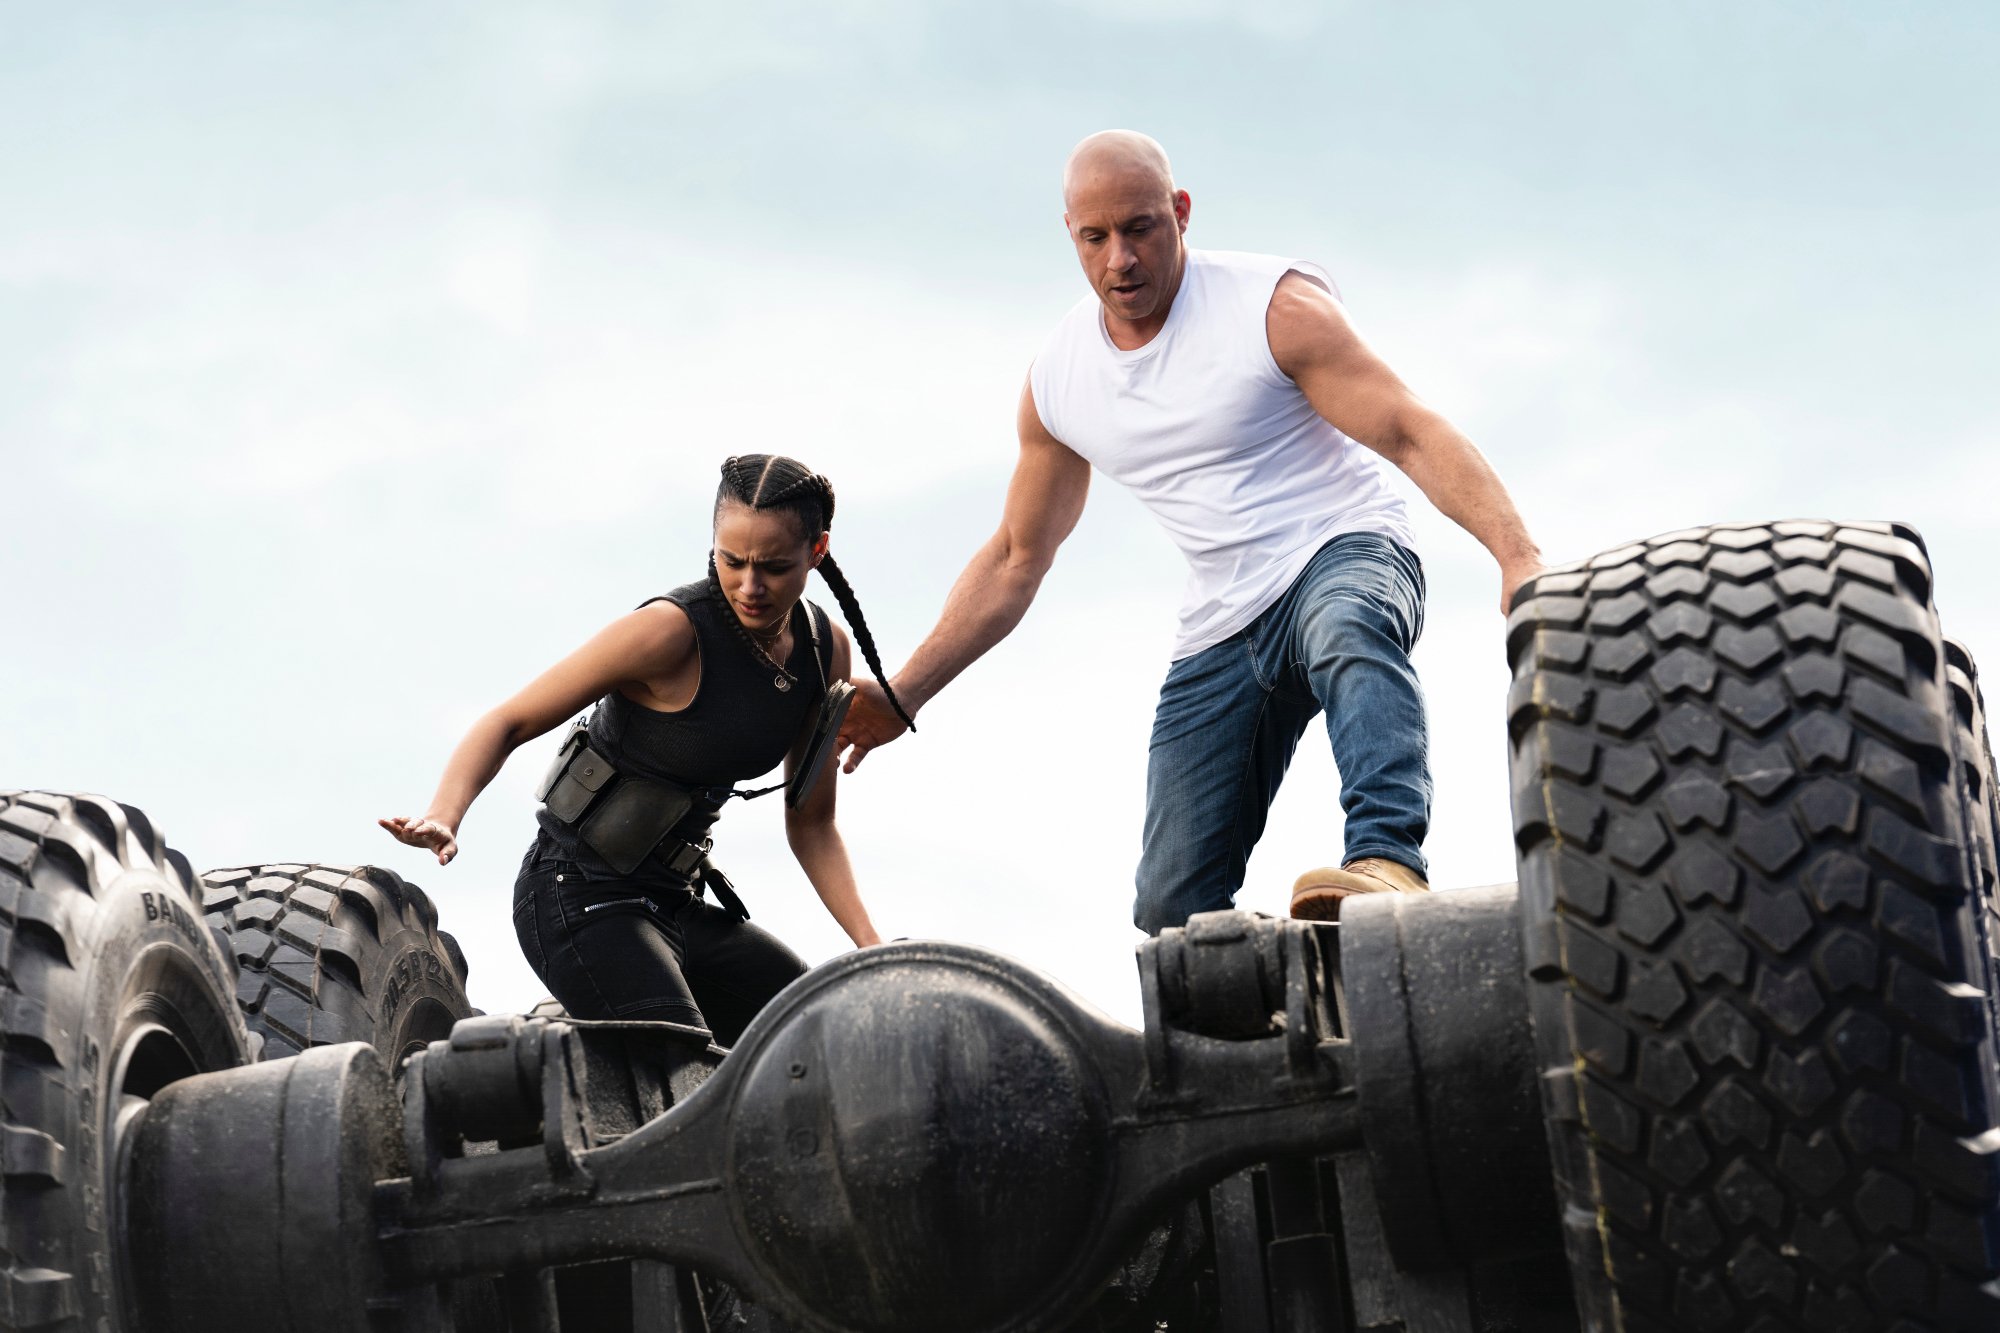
left=201, top=862, right=473, bottom=1065
left=1508, top=522, right=2000, bottom=1331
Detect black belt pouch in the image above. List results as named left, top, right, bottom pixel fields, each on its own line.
left=577, top=778, right=696, bottom=876
left=540, top=740, right=612, bottom=824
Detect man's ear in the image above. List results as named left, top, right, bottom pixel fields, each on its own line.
left=1174, top=189, right=1192, bottom=233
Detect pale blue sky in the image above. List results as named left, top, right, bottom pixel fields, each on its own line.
left=5, top=3, right=1995, bottom=1022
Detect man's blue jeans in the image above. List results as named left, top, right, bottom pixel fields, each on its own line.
left=1135, top=533, right=1431, bottom=935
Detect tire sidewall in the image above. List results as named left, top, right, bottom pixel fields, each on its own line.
left=373, top=937, right=469, bottom=1066
left=20, top=861, right=249, bottom=1329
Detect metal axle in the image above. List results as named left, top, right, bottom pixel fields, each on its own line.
left=117, top=888, right=1556, bottom=1332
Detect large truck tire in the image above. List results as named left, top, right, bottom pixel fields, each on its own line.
left=1943, top=638, right=2000, bottom=1052
left=0, top=791, right=252, bottom=1331
left=1506, top=521, right=2000, bottom=1332
left=200, top=862, right=474, bottom=1071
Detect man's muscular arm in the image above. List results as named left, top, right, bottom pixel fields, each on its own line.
left=837, top=377, right=1090, bottom=770
left=1267, top=272, right=1545, bottom=614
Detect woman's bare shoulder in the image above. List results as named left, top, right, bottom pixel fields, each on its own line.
left=623, top=599, right=698, bottom=661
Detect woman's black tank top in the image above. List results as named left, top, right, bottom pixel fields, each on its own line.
left=534, top=578, right=831, bottom=875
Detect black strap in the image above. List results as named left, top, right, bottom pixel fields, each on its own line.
left=700, top=862, right=751, bottom=921
left=805, top=600, right=832, bottom=691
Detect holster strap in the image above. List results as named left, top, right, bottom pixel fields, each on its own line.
left=700, top=862, right=751, bottom=922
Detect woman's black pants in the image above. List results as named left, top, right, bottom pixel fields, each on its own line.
left=512, top=840, right=807, bottom=1049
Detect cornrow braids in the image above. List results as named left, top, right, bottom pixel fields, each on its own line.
left=712, top=454, right=916, bottom=732
left=716, top=453, right=831, bottom=534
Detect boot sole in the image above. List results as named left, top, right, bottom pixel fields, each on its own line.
left=1288, top=886, right=1362, bottom=921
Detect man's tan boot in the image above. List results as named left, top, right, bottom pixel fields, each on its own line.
left=1289, top=857, right=1430, bottom=921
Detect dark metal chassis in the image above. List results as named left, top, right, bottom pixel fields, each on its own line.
left=120, top=885, right=1574, bottom=1333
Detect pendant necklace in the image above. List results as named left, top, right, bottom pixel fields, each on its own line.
left=745, top=619, right=795, bottom=692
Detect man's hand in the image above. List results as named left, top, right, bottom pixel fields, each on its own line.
left=836, top=678, right=912, bottom=773
left=379, top=814, right=459, bottom=866
left=1500, top=556, right=1548, bottom=617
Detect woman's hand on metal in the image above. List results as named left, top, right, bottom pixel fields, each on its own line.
left=379, top=814, right=459, bottom=866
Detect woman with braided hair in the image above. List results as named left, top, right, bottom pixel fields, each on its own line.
left=380, top=454, right=917, bottom=1046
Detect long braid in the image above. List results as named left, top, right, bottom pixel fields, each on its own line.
left=712, top=454, right=917, bottom=732
left=799, top=472, right=918, bottom=732
left=816, top=553, right=916, bottom=731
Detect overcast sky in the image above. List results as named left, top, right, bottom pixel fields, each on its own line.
left=5, top=2, right=1995, bottom=1026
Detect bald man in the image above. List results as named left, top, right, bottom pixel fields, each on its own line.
left=841, top=130, right=1545, bottom=931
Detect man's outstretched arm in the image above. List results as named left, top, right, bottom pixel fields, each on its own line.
left=1266, top=272, right=1545, bottom=614
left=838, top=376, right=1091, bottom=770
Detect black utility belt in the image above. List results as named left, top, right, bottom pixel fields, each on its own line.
left=536, top=726, right=748, bottom=919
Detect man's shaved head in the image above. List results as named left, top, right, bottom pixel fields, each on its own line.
left=1062, top=129, right=1176, bottom=207
left=1059, top=130, right=1192, bottom=337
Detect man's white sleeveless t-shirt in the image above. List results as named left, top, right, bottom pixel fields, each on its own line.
left=1029, top=249, right=1415, bottom=660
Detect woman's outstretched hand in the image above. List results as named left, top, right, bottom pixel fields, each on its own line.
left=379, top=814, right=459, bottom=866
